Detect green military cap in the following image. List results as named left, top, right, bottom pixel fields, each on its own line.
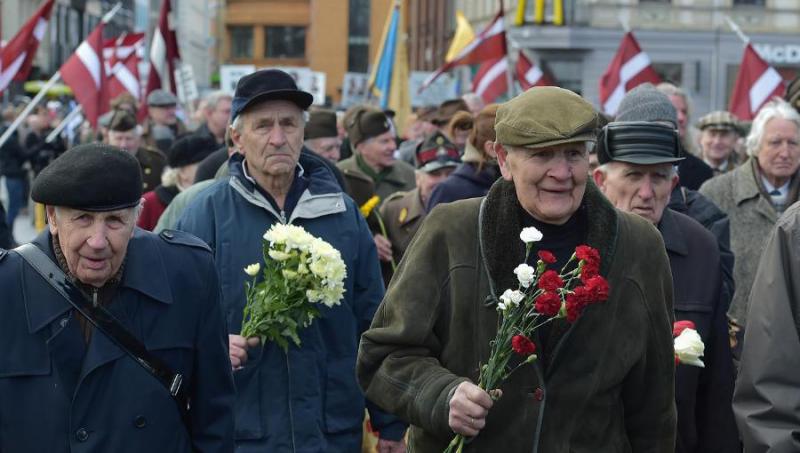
left=495, top=87, right=598, bottom=149
left=695, top=110, right=741, bottom=134
left=348, top=110, right=391, bottom=147
left=305, top=109, right=338, bottom=140
left=108, top=109, right=138, bottom=132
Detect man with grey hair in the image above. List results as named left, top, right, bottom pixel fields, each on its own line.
left=594, top=121, right=739, bottom=453
left=701, top=98, right=800, bottom=330
left=196, top=91, right=233, bottom=145
left=175, top=69, right=406, bottom=452
left=0, top=143, right=235, bottom=451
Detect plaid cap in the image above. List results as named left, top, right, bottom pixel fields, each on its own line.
left=695, top=110, right=741, bottom=134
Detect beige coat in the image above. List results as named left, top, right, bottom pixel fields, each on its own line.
left=699, top=158, right=800, bottom=327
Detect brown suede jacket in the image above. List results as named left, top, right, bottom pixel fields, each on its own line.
left=357, top=179, right=677, bottom=452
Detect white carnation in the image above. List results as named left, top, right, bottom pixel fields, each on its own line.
left=519, top=227, right=543, bottom=244
left=513, top=264, right=536, bottom=288
left=243, top=263, right=261, bottom=276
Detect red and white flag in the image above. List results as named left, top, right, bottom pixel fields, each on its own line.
left=60, top=23, right=108, bottom=128
left=599, top=32, right=661, bottom=115
left=420, top=10, right=506, bottom=92
left=142, top=0, right=181, bottom=118
left=0, top=0, right=55, bottom=91
left=473, top=57, right=508, bottom=103
left=729, top=44, right=785, bottom=120
left=516, top=51, right=554, bottom=90
left=104, top=33, right=145, bottom=102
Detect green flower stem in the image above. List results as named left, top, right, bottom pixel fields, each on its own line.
left=372, top=210, right=397, bottom=272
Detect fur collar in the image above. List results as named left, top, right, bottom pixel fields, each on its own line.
left=479, top=178, right=619, bottom=298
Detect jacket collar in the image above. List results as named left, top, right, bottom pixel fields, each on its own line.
left=658, top=208, right=689, bottom=257
left=732, top=158, right=767, bottom=206
left=401, top=188, right=425, bottom=225
left=479, top=179, right=619, bottom=298
left=24, top=229, right=173, bottom=333
left=339, top=154, right=410, bottom=186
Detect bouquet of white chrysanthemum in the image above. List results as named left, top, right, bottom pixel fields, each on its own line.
left=240, top=224, right=347, bottom=351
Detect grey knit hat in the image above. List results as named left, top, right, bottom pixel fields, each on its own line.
left=615, top=83, right=677, bottom=127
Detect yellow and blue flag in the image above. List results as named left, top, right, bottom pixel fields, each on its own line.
left=368, top=0, right=410, bottom=136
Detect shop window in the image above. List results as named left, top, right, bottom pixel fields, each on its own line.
left=229, top=26, right=253, bottom=59
left=265, top=26, right=306, bottom=59
left=652, top=62, right=683, bottom=86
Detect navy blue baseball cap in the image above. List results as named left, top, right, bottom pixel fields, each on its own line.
left=231, top=69, right=314, bottom=121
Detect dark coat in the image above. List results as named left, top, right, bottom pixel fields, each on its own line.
left=0, top=126, right=29, bottom=178
left=136, top=146, right=168, bottom=193
left=358, top=179, right=677, bottom=452
left=427, top=162, right=500, bottom=210
left=678, top=153, right=714, bottom=191
left=175, top=153, right=405, bottom=452
left=733, top=201, right=800, bottom=452
left=0, top=202, right=12, bottom=249
left=660, top=209, right=739, bottom=453
left=0, top=229, right=235, bottom=453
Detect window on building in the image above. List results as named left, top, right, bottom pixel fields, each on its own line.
left=348, top=0, right=370, bottom=72
left=542, top=59, right=583, bottom=95
left=732, top=0, right=765, bottom=5
left=229, top=26, right=253, bottom=59
left=652, top=63, right=683, bottom=86
left=265, top=26, right=306, bottom=59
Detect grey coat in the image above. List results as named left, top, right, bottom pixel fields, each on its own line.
left=699, top=158, right=800, bottom=327
left=733, top=201, right=800, bottom=452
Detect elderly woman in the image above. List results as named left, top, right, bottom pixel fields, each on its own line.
left=700, top=99, right=800, bottom=330
left=357, top=87, right=676, bottom=452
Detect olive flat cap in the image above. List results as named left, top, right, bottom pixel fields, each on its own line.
left=305, top=110, right=338, bottom=139
left=32, top=144, right=143, bottom=211
left=695, top=110, right=741, bottom=134
left=147, top=89, right=178, bottom=107
left=495, top=87, right=598, bottom=148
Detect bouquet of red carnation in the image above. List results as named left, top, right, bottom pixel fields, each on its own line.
left=444, top=228, right=609, bottom=453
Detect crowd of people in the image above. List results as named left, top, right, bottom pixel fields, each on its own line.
left=0, top=66, right=799, bottom=453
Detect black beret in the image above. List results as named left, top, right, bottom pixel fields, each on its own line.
left=31, top=144, right=143, bottom=211
left=348, top=110, right=391, bottom=148
left=305, top=110, right=338, bottom=140
left=108, top=109, right=138, bottom=132
left=167, top=134, right=218, bottom=168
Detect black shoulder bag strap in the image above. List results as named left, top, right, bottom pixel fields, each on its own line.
left=14, top=243, right=190, bottom=427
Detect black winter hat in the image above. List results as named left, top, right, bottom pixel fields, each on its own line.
left=167, top=134, right=218, bottom=168
left=32, top=144, right=143, bottom=211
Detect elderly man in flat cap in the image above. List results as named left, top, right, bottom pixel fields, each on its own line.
left=357, top=87, right=676, bottom=452
left=141, top=89, right=188, bottom=151
left=0, top=144, right=235, bottom=452
left=593, top=122, right=739, bottom=453
left=175, top=69, right=406, bottom=452
left=696, top=111, right=742, bottom=176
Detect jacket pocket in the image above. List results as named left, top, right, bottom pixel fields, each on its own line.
left=233, top=345, right=265, bottom=440
left=0, top=352, right=50, bottom=378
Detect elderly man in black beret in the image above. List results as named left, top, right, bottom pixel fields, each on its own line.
left=175, top=69, right=406, bottom=452
left=593, top=122, right=739, bottom=453
left=0, top=144, right=235, bottom=452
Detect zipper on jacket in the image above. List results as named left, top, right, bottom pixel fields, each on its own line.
left=285, top=350, right=297, bottom=451
left=279, top=210, right=287, bottom=224
left=92, top=288, right=99, bottom=307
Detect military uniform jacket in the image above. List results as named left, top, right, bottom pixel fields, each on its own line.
left=336, top=155, right=416, bottom=207
left=136, top=146, right=168, bottom=193
left=379, top=188, right=426, bottom=264
left=0, top=230, right=235, bottom=453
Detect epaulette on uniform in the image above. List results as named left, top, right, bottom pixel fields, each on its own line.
left=159, top=229, right=212, bottom=253
left=383, top=191, right=408, bottom=204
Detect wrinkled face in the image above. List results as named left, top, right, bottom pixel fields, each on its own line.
left=206, top=98, right=232, bottom=136
left=756, top=117, right=800, bottom=184
left=416, top=166, right=456, bottom=205
left=107, top=129, right=141, bottom=153
left=306, top=136, right=342, bottom=161
left=357, top=131, right=397, bottom=170
left=593, top=162, right=678, bottom=225
left=668, top=95, right=688, bottom=138
left=700, top=128, right=738, bottom=164
left=497, top=142, right=589, bottom=225
left=47, top=206, right=137, bottom=287
left=149, top=105, right=177, bottom=126
left=231, top=100, right=304, bottom=179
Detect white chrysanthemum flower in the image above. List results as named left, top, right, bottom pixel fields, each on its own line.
left=519, top=227, right=543, bottom=244
left=268, top=250, right=292, bottom=261
left=674, top=328, right=705, bottom=368
left=244, top=263, right=261, bottom=276
left=500, top=289, right=525, bottom=307
left=513, top=264, right=536, bottom=288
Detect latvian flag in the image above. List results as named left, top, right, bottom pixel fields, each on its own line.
left=729, top=44, right=785, bottom=120
left=0, top=0, right=55, bottom=91
left=516, top=51, right=554, bottom=90
left=60, top=23, right=108, bottom=128
left=599, top=32, right=661, bottom=115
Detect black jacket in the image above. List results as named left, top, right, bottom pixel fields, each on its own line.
left=660, top=209, right=740, bottom=453
left=0, top=126, right=29, bottom=178
left=0, top=202, right=12, bottom=249
left=678, top=154, right=714, bottom=191
left=427, top=162, right=500, bottom=210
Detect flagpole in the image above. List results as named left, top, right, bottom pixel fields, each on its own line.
left=723, top=15, right=749, bottom=44
left=0, top=3, right=122, bottom=149
left=500, top=0, right=514, bottom=99
left=46, top=105, right=83, bottom=143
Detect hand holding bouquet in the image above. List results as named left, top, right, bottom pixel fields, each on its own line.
left=240, top=224, right=347, bottom=352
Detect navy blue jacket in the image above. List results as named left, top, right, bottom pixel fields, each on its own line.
left=175, top=153, right=405, bottom=452
left=0, top=229, right=235, bottom=453
left=427, top=162, right=500, bottom=211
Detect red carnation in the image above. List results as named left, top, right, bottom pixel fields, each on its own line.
left=575, top=245, right=600, bottom=265
left=584, top=276, right=609, bottom=302
left=511, top=335, right=536, bottom=356
left=565, top=286, right=593, bottom=323
left=580, top=261, right=600, bottom=281
left=538, top=270, right=564, bottom=292
left=537, top=250, right=557, bottom=265
left=673, top=320, right=696, bottom=337
left=535, top=292, right=562, bottom=317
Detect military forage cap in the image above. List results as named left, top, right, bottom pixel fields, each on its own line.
left=495, top=87, right=598, bottom=149
left=415, top=131, right=461, bottom=173
left=348, top=110, right=392, bottom=147
left=108, top=109, right=138, bottom=132
left=32, top=144, right=143, bottom=211
left=695, top=110, right=741, bottom=134
left=304, top=109, right=338, bottom=140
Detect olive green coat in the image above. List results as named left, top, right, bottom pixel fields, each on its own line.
left=336, top=155, right=416, bottom=207
left=379, top=188, right=426, bottom=265
left=357, top=179, right=677, bottom=452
